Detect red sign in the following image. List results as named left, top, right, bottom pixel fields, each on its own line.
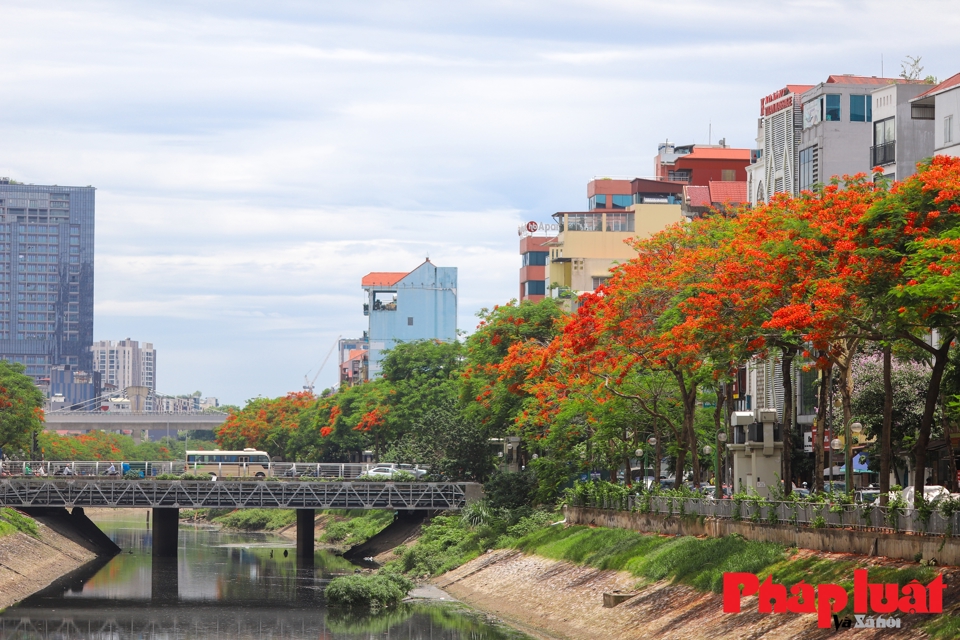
left=724, top=571, right=944, bottom=629
left=525, top=221, right=539, bottom=233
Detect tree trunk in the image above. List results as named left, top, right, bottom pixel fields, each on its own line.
left=912, top=337, right=952, bottom=494
left=880, top=344, right=893, bottom=506
left=780, top=348, right=796, bottom=496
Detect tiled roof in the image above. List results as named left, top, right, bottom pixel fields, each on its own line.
left=914, top=72, right=960, bottom=100
left=684, top=147, right=751, bottom=161
left=824, top=75, right=910, bottom=85
left=347, top=348, right=367, bottom=362
left=684, top=186, right=710, bottom=208
left=361, top=272, right=408, bottom=287
left=786, top=84, right=815, bottom=95
left=709, top=181, right=748, bottom=204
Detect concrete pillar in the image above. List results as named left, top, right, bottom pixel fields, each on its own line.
left=152, top=508, right=179, bottom=558
left=296, top=509, right=314, bottom=558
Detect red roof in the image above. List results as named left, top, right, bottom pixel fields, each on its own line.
left=914, top=72, right=960, bottom=100
left=684, top=147, right=752, bottom=161
left=786, top=84, right=815, bottom=95
left=709, top=181, right=747, bottom=204
left=685, top=186, right=710, bottom=208
left=824, top=75, right=911, bottom=85
left=347, top=348, right=367, bottom=362
left=361, top=272, right=408, bottom=287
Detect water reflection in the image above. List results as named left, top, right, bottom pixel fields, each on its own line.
left=1, top=511, right=528, bottom=639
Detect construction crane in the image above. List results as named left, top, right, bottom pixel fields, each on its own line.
left=304, top=336, right=340, bottom=394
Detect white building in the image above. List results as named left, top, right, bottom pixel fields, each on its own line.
left=869, top=82, right=936, bottom=181
left=910, top=72, right=960, bottom=159
left=90, top=338, right=156, bottom=393
left=746, top=83, right=813, bottom=205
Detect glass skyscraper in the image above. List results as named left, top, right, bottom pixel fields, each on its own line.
left=0, top=179, right=94, bottom=381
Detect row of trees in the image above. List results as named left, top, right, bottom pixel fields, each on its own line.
left=209, top=156, right=960, bottom=503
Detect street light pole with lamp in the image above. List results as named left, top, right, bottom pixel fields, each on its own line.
left=715, top=430, right=727, bottom=497
left=830, top=438, right=843, bottom=492
left=845, top=421, right=862, bottom=494
left=702, top=445, right=713, bottom=490
left=647, top=436, right=657, bottom=486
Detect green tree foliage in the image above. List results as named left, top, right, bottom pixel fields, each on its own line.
left=0, top=360, right=46, bottom=455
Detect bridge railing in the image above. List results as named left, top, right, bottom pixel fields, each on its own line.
left=0, top=460, right=424, bottom=480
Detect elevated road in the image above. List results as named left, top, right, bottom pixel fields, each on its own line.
left=0, top=478, right=480, bottom=511
left=44, top=412, right=228, bottom=441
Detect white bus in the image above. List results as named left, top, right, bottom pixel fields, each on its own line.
left=186, top=448, right=271, bottom=479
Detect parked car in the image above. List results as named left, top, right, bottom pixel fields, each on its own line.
left=363, top=466, right=424, bottom=480
left=855, top=489, right=880, bottom=504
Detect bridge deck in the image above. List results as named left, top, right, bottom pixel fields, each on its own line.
left=0, top=479, right=479, bottom=511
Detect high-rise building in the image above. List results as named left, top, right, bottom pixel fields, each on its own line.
left=361, top=259, right=457, bottom=378
left=0, top=179, right=95, bottom=381
left=90, top=338, right=156, bottom=393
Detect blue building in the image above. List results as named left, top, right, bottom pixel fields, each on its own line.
left=48, top=365, right=101, bottom=410
left=0, top=179, right=95, bottom=381
left=361, top=259, right=457, bottom=378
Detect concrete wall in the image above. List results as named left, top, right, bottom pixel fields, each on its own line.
left=936, top=86, right=960, bottom=156
left=566, top=506, right=960, bottom=566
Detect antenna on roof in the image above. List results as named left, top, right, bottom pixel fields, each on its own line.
left=708, top=122, right=712, bottom=145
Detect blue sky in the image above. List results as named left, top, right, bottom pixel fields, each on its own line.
left=1, top=1, right=958, bottom=404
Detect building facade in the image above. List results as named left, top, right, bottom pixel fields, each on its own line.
left=338, top=336, right=369, bottom=387
left=0, top=179, right=95, bottom=381
left=519, top=234, right=554, bottom=302
left=910, top=72, right=960, bottom=159
left=47, top=364, right=101, bottom=411
left=746, top=84, right=814, bottom=205
left=870, top=82, right=936, bottom=181
left=362, top=259, right=457, bottom=378
left=90, top=338, right=156, bottom=393
left=545, top=178, right=684, bottom=300
left=654, top=142, right=751, bottom=185
left=797, top=76, right=914, bottom=191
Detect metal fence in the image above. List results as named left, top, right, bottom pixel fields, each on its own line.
left=0, top=460, right=415, bottom=479
left=0, top=479, right=472, bottom=511
left=574, top=495, right=960, bottom=537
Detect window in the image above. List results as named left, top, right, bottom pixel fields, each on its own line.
left=824, top=94, right=841, bottom=121
left=407, top=316, right=414, bottom=326
left=524, top=280, right=545, bottom=296
left=850, top=95, right=872, bottom=122
left=565, top=213, right=602, bottom=231
left=946, top=115, right=954, bottom=144
left=588, top=194, right=607, bottom=210
left=591, top=276, right=609, bottom=289
left=611, top=194, right=631, bottom=209
left=799, top=146, right=818, bottom=192
left=605, top=212, right=634, bottom=232
left=721, top=169, right=736, bottom=181
left=873, top=117, right=896, bottom=165
left=522, top=251, right=548, bottom=267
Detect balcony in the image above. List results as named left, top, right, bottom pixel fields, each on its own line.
left=871, top=141, right=896, bottom=167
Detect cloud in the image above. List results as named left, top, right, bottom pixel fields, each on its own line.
left=1, top=0, right=958, bottom=402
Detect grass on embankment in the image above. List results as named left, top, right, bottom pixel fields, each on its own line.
left=0, top=507, right=39, bottom=538
left=515, top=525, right=940, bottom=594
left=319, top=510, right=395, bottom=547
left=211, top=509, right=298, bottom=531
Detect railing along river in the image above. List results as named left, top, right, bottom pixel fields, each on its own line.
left=571, top=494, right=960, bottom=537
left=0, top=460, right=402, bottom=479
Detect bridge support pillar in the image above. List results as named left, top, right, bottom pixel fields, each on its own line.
left=152, top=508, right=179, bottom=558
left=151, top=556, right=179, bottom=603
left=296, top=509, right=314, bottom=558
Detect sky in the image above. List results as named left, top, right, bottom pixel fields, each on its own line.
left=1, top=1, right=958, bottom=405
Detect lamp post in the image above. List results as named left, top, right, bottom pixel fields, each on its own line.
left=716, top=430, right=727, bottom=498
left=635, top=448, right=643, bottom=488
left=647, top=436, right=657, bottom=485
left=702, top=445, right=713, bottom=490
left=845, top=421, right=862, bottom=494
left=830, top=438, right=843, bottom=493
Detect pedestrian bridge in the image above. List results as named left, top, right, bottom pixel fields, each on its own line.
left=0, top=478, right=479, bottom=511
left=3, top=478, right=481, bottom=560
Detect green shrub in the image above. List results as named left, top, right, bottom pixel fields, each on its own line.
left=319, top=510, right=394, bottom=546
left=324, top=572, right=414, bottom=608
left=214, top=509, right=297, bottom=531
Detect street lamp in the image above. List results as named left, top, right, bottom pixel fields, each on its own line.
left=715, top=430, right=727, bottom=498
left=830, top=438, right=843, bottom=492
left=846, top=421, right=862, bottom=494
left=635, top=448, right=644, bottom=487
left=646, top=436, right=658, bottom=483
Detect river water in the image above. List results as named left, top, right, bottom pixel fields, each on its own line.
left=0, top=511, right=528, bottom=639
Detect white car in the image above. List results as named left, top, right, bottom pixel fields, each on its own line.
left=363, top=466, right=426, bottom=479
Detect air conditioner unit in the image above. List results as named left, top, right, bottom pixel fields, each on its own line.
left=731, top=411, right=754, bottom=426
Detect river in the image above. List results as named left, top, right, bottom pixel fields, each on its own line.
left=0, top=510, right=529, bottom=639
